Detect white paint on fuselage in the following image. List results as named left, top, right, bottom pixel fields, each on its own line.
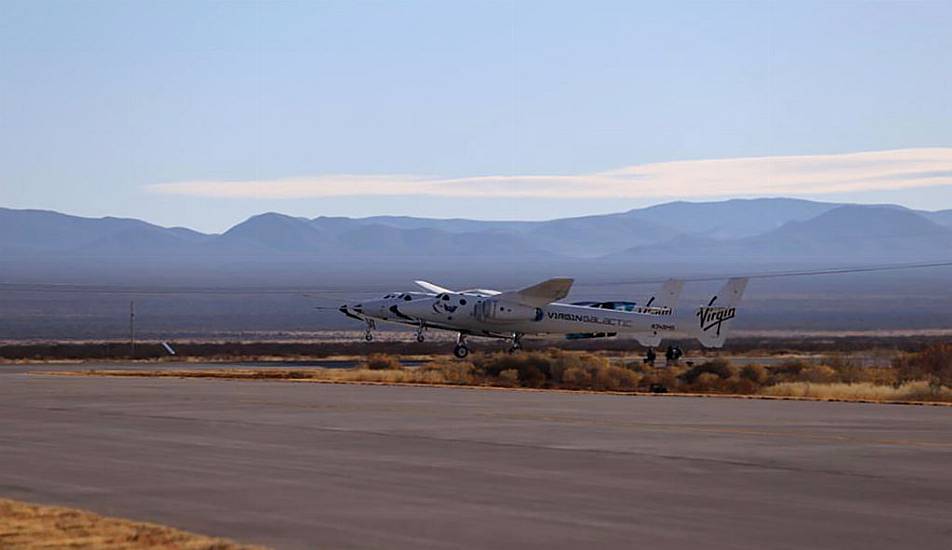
left=397, top=294, right=692, bottom=340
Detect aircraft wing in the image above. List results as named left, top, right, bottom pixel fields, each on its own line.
left=414, top=280, right=452, bottom=294
left=496, top=278, right=574, bottom=307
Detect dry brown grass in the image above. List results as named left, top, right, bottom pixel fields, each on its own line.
left=762, top=381, right=952, bottom=402
left=362, top=353, right=403, bottom=370
left=0, top=497, right=262, bottom=549
left=71, top=366, right=477, bottom=386
left=51, top=345, right=952, bottom=404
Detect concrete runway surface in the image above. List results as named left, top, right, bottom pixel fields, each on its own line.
left=1, top=363, right=950, bottom=549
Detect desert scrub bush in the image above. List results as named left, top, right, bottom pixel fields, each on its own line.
left=640, top=365, right=684, bottom=392
left=762, top=381, right=952, bottom=402
left=739, top=364, right=768, bottom=384
left=496, top=369, right=519, bottom=387
left=678, top=359, right=736, bottom=385
left=863, top=367, right=898, bottom=386
left=893, top=343, right=952, bottom=388
left=825, top=355, right=868, bottom=384
left=421, top=360, right=477, bottom=385
left=473, top=351, right=551, bottom=387
left=691, top=372, right=724, bottom=392
left=527, top=352, right=641, bottom=391
left=547, top=351, right=610, bottom=383
left=590, top=364, right=641, bottom=391
left=769, top=359, right=809, bottom=383
left=621, top=359, right=656, bottom=374
left=723, top=364, right=768, bottom=394
left=348, top=368, right=413, bottom=383
left=802, top=365, right=838, bottom=383
left=364, top=353, right=403, bottom=370
left=560, top=366, right=592, bottom=388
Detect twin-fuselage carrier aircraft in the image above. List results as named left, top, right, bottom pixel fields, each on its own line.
left=339, top=277, right=747, bottom=359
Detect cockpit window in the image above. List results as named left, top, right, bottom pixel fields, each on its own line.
left=404, top=295, right=412, bottom=301
left=441, top=294, right=450, bottom=301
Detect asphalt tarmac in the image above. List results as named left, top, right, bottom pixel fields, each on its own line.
left=1, top=363, right=950, bottom=549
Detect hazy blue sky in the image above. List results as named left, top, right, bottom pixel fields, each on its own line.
left=2, top=0, right=952, bottom=232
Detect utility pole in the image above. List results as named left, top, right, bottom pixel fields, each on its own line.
left=129, top=300, right=136, bottom=357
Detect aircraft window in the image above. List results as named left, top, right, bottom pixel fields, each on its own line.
left=404, top=295, right=412, bottom=301
left=442, top=295, right=450, bottom=301
left=460, top=299, right=467, bottom=305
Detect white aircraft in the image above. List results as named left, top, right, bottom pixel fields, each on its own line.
left=336, top=291, right=434, bottom=341
left=337, top=277, right=747, bottom=359
left=337, top=279, right=683, bottom=346
left=388, top=277, right=747, bottom=358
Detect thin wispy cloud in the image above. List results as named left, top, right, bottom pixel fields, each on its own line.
left=147, top=148, right=952, bottom=200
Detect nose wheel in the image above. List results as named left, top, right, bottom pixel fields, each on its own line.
left=415, top=322, right=426, bottom=343
left=364, top=319, right=376, bottom=342
left=453, top=333, right=469, bottom=359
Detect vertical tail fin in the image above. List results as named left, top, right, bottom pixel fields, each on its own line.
left=693, top=277, right=748, bottom=348
left=651, top=279, right=684, bottom=309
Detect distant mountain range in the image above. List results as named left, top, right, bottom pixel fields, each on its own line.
left=3, top=197, right=952, bottom=338
left=2, top=198, right=952, bottom=262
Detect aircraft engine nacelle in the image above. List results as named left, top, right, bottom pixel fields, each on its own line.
left=475, top=300, right=543, bottom=323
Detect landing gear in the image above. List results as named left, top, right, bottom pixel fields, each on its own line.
left=665, top=345, right=684, bottom=363
left=453, top=333, right=470, bottom=359
left=508, top=333, right=523, bottom=354
left=415, top=322, right=426, bottom=343
left=644, top=347, right=657, bottom=365
left=364, top=319, right=376, bottom=342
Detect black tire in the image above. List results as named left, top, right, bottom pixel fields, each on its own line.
left=416, top=333, right=425, bottom=343
left=364, top=333, right=374, bottom=342
left=453, top=345, right=469, bottom=359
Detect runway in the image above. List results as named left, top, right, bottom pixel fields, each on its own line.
left=1, top=363, right=950, bottom=549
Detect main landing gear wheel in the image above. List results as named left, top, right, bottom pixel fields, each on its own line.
left=453, top=333, right=469, bottom=359
left=416, top=333, right=426, bottom=343
left=508, top=333, right=523, bottom=354
left=363, top=319, right=376, bottom=342
left=644, top=347, right=657, bottom=365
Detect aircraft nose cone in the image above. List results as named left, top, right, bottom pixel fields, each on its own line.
left=339, top=304, right=363, bottom=319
